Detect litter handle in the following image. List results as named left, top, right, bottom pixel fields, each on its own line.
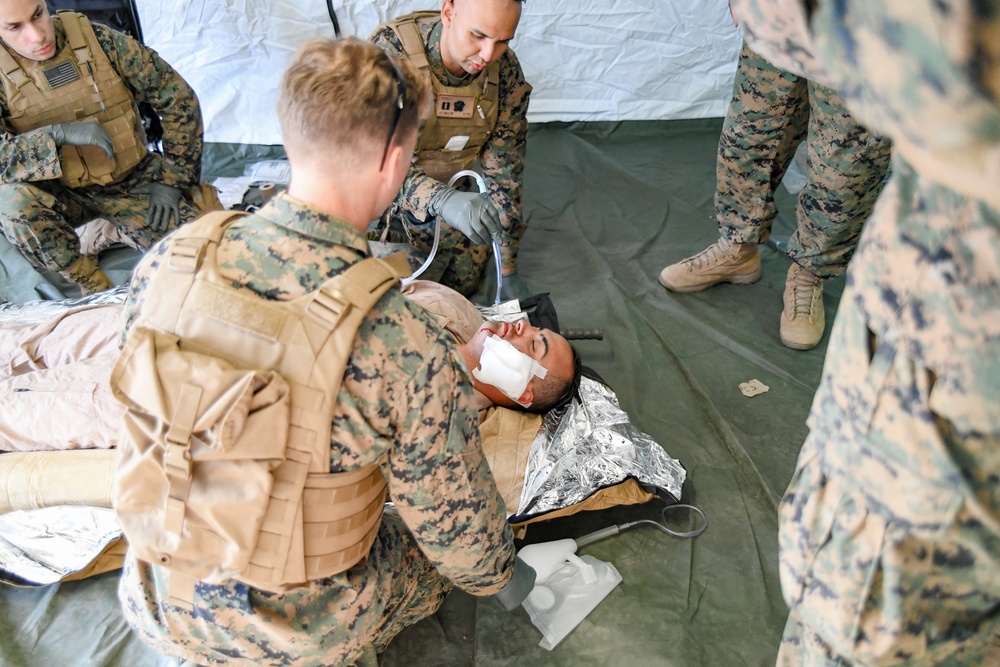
left=560, top=327, right=604, bottom=340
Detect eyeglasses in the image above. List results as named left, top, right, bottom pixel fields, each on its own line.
left=379, top=54, right=407, bottom=172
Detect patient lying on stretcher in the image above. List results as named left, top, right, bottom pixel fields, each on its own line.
left=0, top=280, right=581, bottom=452
left=1, top=284, right=684, bottom=556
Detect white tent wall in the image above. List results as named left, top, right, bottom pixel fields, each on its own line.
left=136, top=0, right=743, bottom=146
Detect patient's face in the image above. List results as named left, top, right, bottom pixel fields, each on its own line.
left=468, top=318, right=574, bottom=407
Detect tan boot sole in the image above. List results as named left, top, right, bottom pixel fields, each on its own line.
left=780, top=332, right=821, bottom=351
left=659, top=266, right=762, bottom=293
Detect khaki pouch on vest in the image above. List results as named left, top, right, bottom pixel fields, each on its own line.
left=60, top=143, right=117, bottom=186
left=111, top=326, right=295, bottom=584
left=110, top=211, right=409, bottom=605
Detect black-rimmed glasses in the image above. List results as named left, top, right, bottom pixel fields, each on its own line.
left=379, top=54, right=407, bottom=171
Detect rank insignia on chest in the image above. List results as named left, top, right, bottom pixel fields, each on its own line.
left=436, top=94, right=476, bottom=119
left=41, top=59, right=80, bottom=89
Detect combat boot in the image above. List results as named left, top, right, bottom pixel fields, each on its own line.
left=61, top=254, right=114, bottom=295
left=658, top=237, right=761, bottom=292
left=780, top=263, right=824, bottom=350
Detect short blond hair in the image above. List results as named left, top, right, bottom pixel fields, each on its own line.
left=277, top=37, right=430, bottom=166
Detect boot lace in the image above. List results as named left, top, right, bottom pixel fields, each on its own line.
left=685, top=238, right=733, bottom=270
left=788, top=266, right=821, bottom=320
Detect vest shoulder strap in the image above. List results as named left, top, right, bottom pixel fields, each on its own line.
left=386, top=12, right=438, bottom=70
left=57, top=12, right=95, bottom=67
left=301, top=252, right=410, bottom=394
left=0, top=32, right=35, bottom=93
left=165, top=209, right=248, bottom=275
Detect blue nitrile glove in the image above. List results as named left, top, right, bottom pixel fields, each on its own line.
left=132, top=183, right=182, bottom=233
left=492, top=555, right=537, bottom=611
left=427, top=188, right=503, bottom=245
left=50, top=122, right=114, bottom=159
left=499, top=270, right=532, bottom=302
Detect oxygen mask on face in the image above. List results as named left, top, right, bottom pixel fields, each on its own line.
left=472, top=335, right=547, bottom=407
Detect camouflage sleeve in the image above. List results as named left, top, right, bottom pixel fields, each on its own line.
left=370, top=24, right=450, bottom=222
left=0, top=104, right=62, bottom=183
left=119, top=237, right=170, bottom=347
left=94, top=23, right=204, bottom=188
left=388, top=336, right=516, bottom=595
left=481, top=50, right=530, bottom=273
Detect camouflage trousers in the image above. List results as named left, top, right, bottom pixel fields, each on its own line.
left=120, top=511, right=453, bottom=667
left=368, top=210, right=490, bottom=298
left=0, top=172, right=202, bottom=274
left=716, top=42, right=891, bottom=279
left=776, top=168, right=1000, bottom=665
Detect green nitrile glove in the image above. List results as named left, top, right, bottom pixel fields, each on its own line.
left=499, top=270, right=532, bottom=302
left=492, top=556, right=537, bottom=611
left=50, top=122, right=114, bottom=159
left=427, top=188, right=502, bottom=245
left=132, top=183, right=182, bottom=233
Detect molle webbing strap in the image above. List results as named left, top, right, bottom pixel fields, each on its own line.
left=302, top=464, right=387, bottom=579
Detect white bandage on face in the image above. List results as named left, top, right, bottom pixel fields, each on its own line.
left=472, top=335, right=548, bottom=407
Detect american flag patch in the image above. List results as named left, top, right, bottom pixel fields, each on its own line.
left=41, top=60, right=79, bottom=88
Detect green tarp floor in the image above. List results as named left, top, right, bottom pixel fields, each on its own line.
left=0, top=118, right=840, bottom=667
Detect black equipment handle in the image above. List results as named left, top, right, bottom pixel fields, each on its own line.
left=561, top=328, right=604, bottom=341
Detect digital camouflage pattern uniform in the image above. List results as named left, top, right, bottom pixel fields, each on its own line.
left=727, top=0, right=1000, bottom=664
left=716, top=41, right=891, bottom=279
left=0, top=18, right=204, bottom=278
left=370, top=13, right=531, bottom=296
left=118, top=194, right=516, bottom=667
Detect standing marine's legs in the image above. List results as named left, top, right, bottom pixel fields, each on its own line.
left=777, top=168, right=1000, bottom=666
left=659, top=42, right=808, bottom=292
left=779, top=81, right=891, bottom=350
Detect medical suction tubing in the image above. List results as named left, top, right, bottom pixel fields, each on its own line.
left=573, top=503, right=708, bottom=548
left=401, top=170, right=504, bottom=306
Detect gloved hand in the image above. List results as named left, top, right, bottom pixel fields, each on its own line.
left=50, top=122, right=114, bottom=159
left=132, top=183, right=182, bottom=233
left=499, top=270, right=532, bottom=302
left=427, top=187, right=502, bottom=246
left=492, top=555, right=537, bottom=611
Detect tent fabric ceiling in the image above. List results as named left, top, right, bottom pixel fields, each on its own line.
left=136, top=0, right=742, bottom=145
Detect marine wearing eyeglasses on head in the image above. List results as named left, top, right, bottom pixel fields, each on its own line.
left=114, top=37, right=537, bottom=667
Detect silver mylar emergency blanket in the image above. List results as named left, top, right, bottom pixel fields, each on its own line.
left=513, top=376, right=686, bottom=521
left=0, top=506, right=122, bottom=586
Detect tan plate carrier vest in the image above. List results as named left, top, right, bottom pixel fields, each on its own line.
left=387, top=12, right=501, bottom=183
left=0, top=11, right=146, bottom=187
left=110, top=210, right=410, bottom=608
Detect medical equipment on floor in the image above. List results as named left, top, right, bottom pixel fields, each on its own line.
left=519, top=537, right=622, bottom=650
left=517, top=503, right=707, bottom=650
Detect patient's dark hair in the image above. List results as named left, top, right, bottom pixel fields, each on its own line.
left=525, top=344, right=583, bottom=414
